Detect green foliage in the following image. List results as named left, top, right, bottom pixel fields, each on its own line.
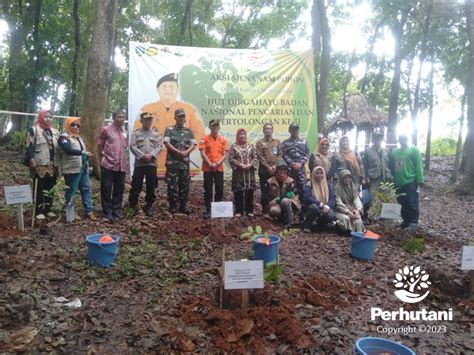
left=403, top=236, right=425, bottom=254
left=368, top=182, right=404, bottom=221
left=264, top=261, right=282, bottom=284
left=42, top=178, right=67, bottom=213
left=430, top=137, right=457, bottom=156
left=240, top=225, right=264, bottom=241
left=8, top=130, right=28, bottom=151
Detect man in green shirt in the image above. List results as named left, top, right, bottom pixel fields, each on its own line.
left=390, top=134, right=424, bottom=231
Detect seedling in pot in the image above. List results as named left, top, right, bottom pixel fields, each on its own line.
left=240, top=225, right=271, bottom=245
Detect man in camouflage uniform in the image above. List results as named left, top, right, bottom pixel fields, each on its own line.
left=164, top=109, right=197, bottom=214
left=129, top=112, right=163, bottom=217
left=256, top=123, right=282, bottom=214
left=282, top=122, right=309, bottom=200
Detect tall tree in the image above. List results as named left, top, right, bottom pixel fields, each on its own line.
left=462, top=0, right=474, bottom=190
left=80, top=0, right=118, bottom=174
left=312, top=0, right=331, bottom=134
left=410, top=0, right=433, bottom=146
left=424, top=64, right=435, bottom=171
left=450, top=91, right=466, bottom=183
left=386, top=3, right=412, bottom=146
left=68, top=0, right=81, bottom=116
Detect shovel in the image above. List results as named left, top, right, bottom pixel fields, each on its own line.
left=65, top=155, right=88, bottom=223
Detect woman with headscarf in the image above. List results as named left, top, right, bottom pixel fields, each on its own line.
left=25, top=109, right=59, bottom=220
left=57, top=118, right=97, bottom=220
left=329, top=136, right=365, bottom=187
left=228, top=128, right=258, bottom=217
left=303, top=166, right=337, bottom=232
left=309, top=138, right=331, bottom=176
left=334, top=169, right=364, bottom=232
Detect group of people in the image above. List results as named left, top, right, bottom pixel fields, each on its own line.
left=26, top=106, right=423, bottom=233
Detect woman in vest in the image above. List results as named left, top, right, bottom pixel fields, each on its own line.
left=25, top=109, right=59, bottom=220
left=58, top=117, right=97, bottom=220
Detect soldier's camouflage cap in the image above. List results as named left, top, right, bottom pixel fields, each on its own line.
left=275, top=160, right=288, bottom=169
left=174, top=108, right=186, bottom=117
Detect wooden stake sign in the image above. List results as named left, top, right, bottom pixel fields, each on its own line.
left=3, top=185, right=32, bottom=232
left=211, top=201, right=233, bottom=236
left=218, top=248, right=264, bottom=309
left=463, top=238, right=474, bottom=299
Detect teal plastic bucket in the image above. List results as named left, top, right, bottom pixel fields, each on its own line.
left=354, top=337, right=415, bottom=355
left=86, top=234, right=120, bottom=267
left=351, top=232, right=377, bottom=260
left=252, top=235, right=281, bottom=265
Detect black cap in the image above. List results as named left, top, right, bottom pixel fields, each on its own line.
left=288, top=122, right=299, bottom=131
left=140, top=112, right=153, bottom=120
left=157, top=73, right=178, bottom=88
left=174, top=108, right=186, bottom=117
left=208, top=119, right=220, bottom=127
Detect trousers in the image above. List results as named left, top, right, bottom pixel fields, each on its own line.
left=129, top=165, right=157, bottom=206
left=203, top=171, right=224, bottom=212
left=100, top=167, right=125, bottom=218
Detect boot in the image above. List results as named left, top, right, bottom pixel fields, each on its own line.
left=144, top=204, right=153, bottom=217
left=179, top=201, right=192, bottom=215
left=169, top=203, right=179, bottom=214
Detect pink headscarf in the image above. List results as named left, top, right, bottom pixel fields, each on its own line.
left=36, top=109, right=53, bottom=130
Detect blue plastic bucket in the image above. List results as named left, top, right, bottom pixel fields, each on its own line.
left=351, top=232, right=377, bottom=260
left=354, top=337, right=415, bottom=355
left=252, top=235, right=281, bottom=265
left=86, top=234, right=120, bottom=267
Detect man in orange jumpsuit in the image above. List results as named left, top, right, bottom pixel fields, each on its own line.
left=134, top=73, right=206, bottom=174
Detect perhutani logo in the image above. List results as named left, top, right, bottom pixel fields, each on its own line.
left=393, top=266, right=431, bottom=303
left=370, top=265, right=453, bottom=322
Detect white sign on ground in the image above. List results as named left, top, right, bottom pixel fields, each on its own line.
left=224, top=260, right=264, bottom=290
left=211, top=201, right=234, bottom=218
left=4, top=185, right=32, bottom=205
left=461, top=246, right=474, bottom=270
left=381, top=203, right=402, bottom=219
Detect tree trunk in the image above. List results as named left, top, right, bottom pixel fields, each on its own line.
left=387, top=9, right=409, bottom=146
left=411, top=0, right=433, bottom=146
left=29, top=0, right=43, bottom=113
left=316, top=0, right=331, bottom=135
left=311, top=0, right=321, bottom=134
left=450, top=91, right=466, bottom=183
left=188, top=0, right=193, bottom=46
left=424, top=64, right=435, bottom=171
left=461, top=1, right=474, bottom=191
left=69, top=0, right=81, bottom=116
left=80, top=0, right=118, bottom=176
left=5, top=4, right=26, bottom=136
left=178, top=0, right=191, bottom=45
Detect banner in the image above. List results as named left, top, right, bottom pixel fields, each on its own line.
left=129, top=42, right=317, bottom=175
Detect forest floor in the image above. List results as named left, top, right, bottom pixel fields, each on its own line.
left=0, top=150, right=473, bottom=354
